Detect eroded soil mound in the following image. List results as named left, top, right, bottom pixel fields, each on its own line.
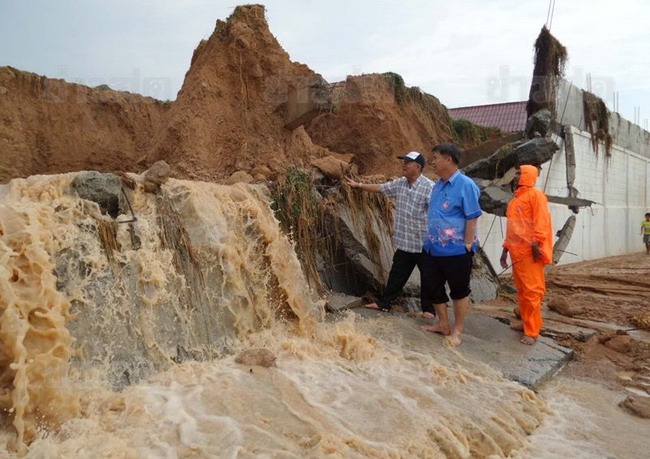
left=0, top=4, right=498, bottom=184
left=144, top=5, right=334, bottom=181
left=0, top=67, right=168, bottom=183
left=306, top=74, right=456, bottom=177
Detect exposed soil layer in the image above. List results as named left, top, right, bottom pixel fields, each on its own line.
left=305, top=74, right=457, bottom=177
left=547, top=253, right=650, bottom=328
left=0, top=4, right=500, bottom=185
left=0, top=67, right=168, bottom=183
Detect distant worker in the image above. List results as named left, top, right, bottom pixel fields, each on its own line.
left=420, top=143, right=482, bottom=347
left=642, top=212, right=650, bottom=255
left=345, top=152, right=434, bottom=314
left=500, top=165, right=553, bottom=345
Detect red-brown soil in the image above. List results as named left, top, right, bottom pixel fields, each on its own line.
left=144, top=5, right=333, bottom=182
left=547, top=253, right=650, bottom=328
left=0, top=4, right=497, bottom=185
left=305, top=74, right=456, bottom=177
left=0, top=67, right=167, bottom=183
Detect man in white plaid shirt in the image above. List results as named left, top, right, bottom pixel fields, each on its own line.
left=345, top=152, right=435, bottom=312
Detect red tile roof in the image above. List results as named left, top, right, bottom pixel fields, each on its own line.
left=449, top=101, right=528, bottom=133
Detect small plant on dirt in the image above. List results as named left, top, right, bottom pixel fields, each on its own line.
left=94, top=84, right=111, bottom=91
left=271, top=167, right=324, bottom=290
left=382, top=72, right=408, bottom=105
left=452, top=118, right=500, bottom=145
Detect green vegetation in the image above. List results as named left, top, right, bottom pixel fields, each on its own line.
left=382, top=72, right=408, bottom=105
left=452, top=118, right=500, bottom=145
left=271, top=167, right=323, bottom=290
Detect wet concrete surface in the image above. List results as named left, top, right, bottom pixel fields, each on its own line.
left=334, top=303, right=573, bottom=390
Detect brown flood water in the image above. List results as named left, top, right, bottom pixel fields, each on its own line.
left=0, top=174, right=647, bottom=457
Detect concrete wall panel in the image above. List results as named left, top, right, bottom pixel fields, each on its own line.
left=478, top=125, right=649, bottom=271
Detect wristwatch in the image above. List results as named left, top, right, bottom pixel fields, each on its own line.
left=465, top=243, right=473, bottom=252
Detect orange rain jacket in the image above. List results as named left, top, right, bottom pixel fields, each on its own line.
left=503, top=165, right=553, bottom=265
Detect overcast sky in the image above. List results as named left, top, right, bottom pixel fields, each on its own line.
left=1, top=0, right=648, bottom=127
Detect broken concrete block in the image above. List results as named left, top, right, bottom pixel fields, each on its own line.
left=71, top=171, right=123, bottom=218
left=463, top=137, right=559, bottom=180
left=473, top=179, right=513, bottom=216
left=525, top=109, right=552, bottom=138
left=284, top=75, right=332, bottom=130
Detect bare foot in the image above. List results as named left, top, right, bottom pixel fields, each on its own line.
left=513, top=307, right=521, bottom=319
left=520, top=335, right=537, bottom=345
left=364, top=303, right=383, bottom=311
left=510, top=319, right=523, bottom=331
left=421, top=311, right=436, bottom=320
left=445, top=331, right=462, bottom=347
left=421, top=323, right=451, bottom=335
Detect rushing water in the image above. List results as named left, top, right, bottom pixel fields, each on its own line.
left=0, top=173, right=646, bottom=457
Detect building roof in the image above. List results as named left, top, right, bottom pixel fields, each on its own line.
left=449, top=101, right=528, bottom=133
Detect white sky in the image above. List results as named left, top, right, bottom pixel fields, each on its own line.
left=1, top=0, right=648, bottom=127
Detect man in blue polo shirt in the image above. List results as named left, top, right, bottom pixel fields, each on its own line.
left=421, top=143, right=481, bottom=347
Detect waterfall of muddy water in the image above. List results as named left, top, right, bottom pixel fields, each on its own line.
left=0, top=172, right=561, bottom=456
left=0, top=173, right=321, bottom=451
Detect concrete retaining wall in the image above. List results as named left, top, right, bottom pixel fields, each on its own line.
left=479, top=125, right=650, bottom=269
left=557, top=80, right=650, bottom=158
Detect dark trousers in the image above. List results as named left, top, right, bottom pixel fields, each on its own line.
left=377, top=249, right=425, bottom=311
left=420, top=251, right=473, bottom=312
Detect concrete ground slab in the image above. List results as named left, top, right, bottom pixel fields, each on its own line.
left=340, top=304, right=573, bottom=390
left=473, top=303, right=599, bottom=340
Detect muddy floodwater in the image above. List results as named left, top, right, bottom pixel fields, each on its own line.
left=0, top=174, right=648, bottom=457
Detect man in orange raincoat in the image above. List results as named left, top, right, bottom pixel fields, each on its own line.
left=500, top=165, right=553, bottom=345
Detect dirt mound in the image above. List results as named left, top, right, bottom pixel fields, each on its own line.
left=305, top=73, right=456, bottom=177
left=144, top=4, right=333, bottom=181
left=1, top=4, right=499, bottom=184
left=0, top=67, right=167, bottom=183
left=547, top=253, right=650, bottom=327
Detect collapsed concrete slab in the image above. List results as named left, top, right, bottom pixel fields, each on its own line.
left=546, top=195, right=596, bottom=208
left=551, top=215, right=576, bottom=265
left=472, top=179, right=513, bottom=216
left=462, top=137, right=559, bottom=181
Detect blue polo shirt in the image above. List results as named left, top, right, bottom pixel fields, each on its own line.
left=423, top=170, right=482, bottom=257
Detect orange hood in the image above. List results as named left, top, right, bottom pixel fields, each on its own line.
left=517, top=165, right=538, bottom=189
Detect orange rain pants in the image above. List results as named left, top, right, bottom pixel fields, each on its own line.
left=512, top=255, right=545, bottom=338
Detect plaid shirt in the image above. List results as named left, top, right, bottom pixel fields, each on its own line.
left=380, top=175, right=435, bottom=253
